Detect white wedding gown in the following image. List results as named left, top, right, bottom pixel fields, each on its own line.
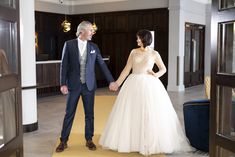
left=99, top=48, right=193, bottom=155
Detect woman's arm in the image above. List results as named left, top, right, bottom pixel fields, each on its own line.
left=116, top=50, right=134, bottom=86
left=148, top=51, right=166, bottom=78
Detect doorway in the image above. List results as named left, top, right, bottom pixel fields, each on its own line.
left=184, top=23, right=205, bottom=87
left=210, top=0, right=235, bottom=156
left=0, top=0, right=23, bottom=157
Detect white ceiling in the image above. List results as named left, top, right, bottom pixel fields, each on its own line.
left=193, top=0, right=211, bottom=4
left=36, top=0, right=211, bottom=5
left=36, top=0, right=129, bottom=5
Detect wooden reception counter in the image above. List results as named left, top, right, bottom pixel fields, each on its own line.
left=36, top=60, right=61, bottom=97
left=36, top=58, right=110, bottom=97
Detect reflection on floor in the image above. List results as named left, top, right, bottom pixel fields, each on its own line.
left=23, top=85, right=208, bottom=157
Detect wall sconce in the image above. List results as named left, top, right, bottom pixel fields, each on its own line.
left=35, top=32, right=39, bottom=54
left=61, top=15, right=71, bottom=32
left=35, top=32, right=38, bottom=48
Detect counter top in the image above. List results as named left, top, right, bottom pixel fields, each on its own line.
left=36, top=58, right=110, bottom=64
left=36, top=60, right=61, bottom=64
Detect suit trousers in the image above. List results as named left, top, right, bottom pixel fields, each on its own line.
left=60, top=83, right=95, bottom=142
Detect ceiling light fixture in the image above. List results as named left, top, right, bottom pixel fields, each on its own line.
left=61, top=15, right=71, bottom=32
left=92, top=13, right=98, bottom=34
left=60, top=0, right=71, bottom=32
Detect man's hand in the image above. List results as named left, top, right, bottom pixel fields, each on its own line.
left=109, top=82, right=119, bottom=91
left=60, top=85, right=68, bottom=95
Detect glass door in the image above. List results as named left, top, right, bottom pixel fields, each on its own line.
left=210, top=0, right=235, bottom=156
left=0, top=0, right=23, bottom=157
left=184, top=23, right=205, bottom=87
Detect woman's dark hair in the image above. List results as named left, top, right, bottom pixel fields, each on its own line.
left=136, top=29, right=152, bottom=48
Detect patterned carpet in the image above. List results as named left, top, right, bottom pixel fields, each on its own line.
left=52, top=96, right=166, bottom=157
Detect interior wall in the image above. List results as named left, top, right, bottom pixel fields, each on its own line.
left=205, top=4, right=211, bottom=77
left=167, top=0, right=209, bottom=91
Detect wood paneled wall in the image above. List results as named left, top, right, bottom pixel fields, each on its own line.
left=35, top=8, right=169, bottom=87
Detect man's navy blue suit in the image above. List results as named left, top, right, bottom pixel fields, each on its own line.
left=60, top=39, right=114, bottom=142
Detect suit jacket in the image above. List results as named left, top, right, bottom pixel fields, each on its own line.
left=60, top=39, right=114, bottom=91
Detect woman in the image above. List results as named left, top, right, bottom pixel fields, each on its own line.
left=99, top=30, right=192, bottom=155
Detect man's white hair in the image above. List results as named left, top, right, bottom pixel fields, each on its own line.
left=76, top=21, right=92, bottom=37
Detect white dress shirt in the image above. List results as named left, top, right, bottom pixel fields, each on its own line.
left=77, top=38, right=87, bottom=56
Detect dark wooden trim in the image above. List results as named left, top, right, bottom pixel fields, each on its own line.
left=177, top=56, right=179, bottom=86
left=0, top=0, right=23, bottom=156
left=216, top=134, right=235, bottom=153
left=184, top=23, right=205, bottom=87
left=23, top=122, right=38, bottom=133
left=210, top=0, right=235, bottom=156
left=0, top=75, right=19, bottom=92
left=216, top=74, right=235, bottom=87
left=210, top=0, right=219, bottom=156
left=0, top=6, right=17, bottom=21
left=22, top=85, right=38, bottom=90
left=0, top=136, right=23, bottom=156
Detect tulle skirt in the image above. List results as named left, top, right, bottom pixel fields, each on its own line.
left=99, top=74, right=192, bottom=155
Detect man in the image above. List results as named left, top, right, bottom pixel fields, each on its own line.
left=56, top=21, right=117, bottom=152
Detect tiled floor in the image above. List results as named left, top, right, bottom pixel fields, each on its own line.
left=23, top=85, right=208, bottom=157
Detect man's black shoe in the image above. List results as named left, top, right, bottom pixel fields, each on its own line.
left=86, top=140, right=96, bottom=150
left=55, top=141, right=68, bottom=152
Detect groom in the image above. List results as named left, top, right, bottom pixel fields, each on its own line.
left=56, top=21, right=118, bottom=152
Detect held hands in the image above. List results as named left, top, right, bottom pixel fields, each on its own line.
left=109, top=82, right=119, bottom=92
left=60, top=85, right=68, bottom=95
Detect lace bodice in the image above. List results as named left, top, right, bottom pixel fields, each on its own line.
left=116, top=48, right=166, bottom=86
left=132, top=50, right=155, bottom=74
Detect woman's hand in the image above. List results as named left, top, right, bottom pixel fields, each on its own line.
left=147, top=70, right=159, bottom=78
left=109, top=82, right=119, bottom=91
left=147, top=69, right=155, bottom=76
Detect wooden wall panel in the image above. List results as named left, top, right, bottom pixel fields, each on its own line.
left=114, top=33, right=129, bottom=76
left=104, top=14, right=115, bottom=32
left=141, top=12, right=154, bottom=29
left=128, top=13, right=142, bottom=31
left=101, top=34, right=115, bottom=75
left=115, top=13, right=128, bottom=32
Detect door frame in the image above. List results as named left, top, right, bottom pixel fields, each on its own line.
left=184, top=22, right=205, bottom=87
left=0, top=0, right=23, bottom=156
left=210, top=0, right=235, bottom=156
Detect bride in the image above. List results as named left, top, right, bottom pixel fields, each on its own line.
left=99, top=29, right=193, bottom=156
